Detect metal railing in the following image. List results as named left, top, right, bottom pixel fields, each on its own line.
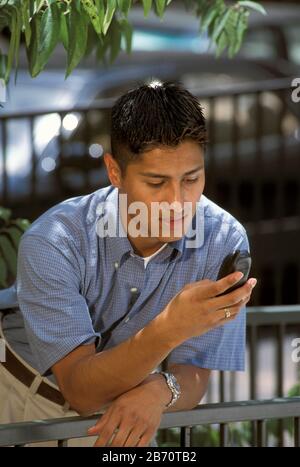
left=195, top=305, right=300, bottom=448
left=0, top=397, right=299, bottom=447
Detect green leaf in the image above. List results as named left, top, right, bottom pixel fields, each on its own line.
left=212, top=9, right=232, bottom=42
left=0, top=53, right=7, bottom=81
left=27, top=12, right=42, bottom=77
left=59, top=8, right=69, bottom=50
left=0, top=256, right=8, bottom=289
left=142, top=0, right=152, bottom=17
left=5, top=226, right=23, bottom=250
left=155, top=0, right=166, bottom=18
left=109, top=19, right=122, bottom=63
left=120, top=18, right=133, bottom=54
left=103, top=0, right=116, bottom=35
left=216, top=30, right=227, bottom=57
left=238, top=1, right=267, bottom=15
left=95, top=0, right=105, bottom=33
left=231, top=11, right=248, bottom=56
left=35, top=3, right=60, bottom=75
left=200, top=5, right=219, bottom=33
left=117, top=0, right=132, bottom=17
left=0, top=207, right=11, bottom=223
left=66, top=4, right=88, bottom=77
left=81, top=0, right=102, bottom=35
left=0, top=234, right=17, bottom=277
left=4, top=7, right=18, bottom=83
left=10, top=219, right=31, bottom=233
left=21, top=0, right=31, bottom=47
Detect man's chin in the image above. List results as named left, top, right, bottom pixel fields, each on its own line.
left=156, top=233, right=185, bottom=243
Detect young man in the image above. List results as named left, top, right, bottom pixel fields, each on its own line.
left=0, top=81, right=256, bottom=447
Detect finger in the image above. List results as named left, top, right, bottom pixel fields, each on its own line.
left=204, top=272, right=245, bottom=299
left=93, top=427, right=120, bottom=447
left=209, top=278, right=256, bottom=311
left=90, top=413, right=121, bottom=447
left=123, top=426, right=147, bottom=447
left=110, top=424, right=136, bottom=447
left=136, top=428, right=155, bottom=447
left=213, top=294, right=250, bottom=324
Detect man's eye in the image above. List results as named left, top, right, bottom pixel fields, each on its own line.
left=185, top=178, right=199, bottom=184
left=147, top=182, right=164, bottom=187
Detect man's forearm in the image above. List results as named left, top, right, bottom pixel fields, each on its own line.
left=164, top=364, right=210, bottom=412
left=65, top=314, right=183, bottom=415
left=140, top=364, right=210, bottom=412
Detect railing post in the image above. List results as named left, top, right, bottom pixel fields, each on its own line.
left=294, top=417, right=300, bottom=448
left=180, top=426, right=192, bottom=447
left=220, top=423, right=229, bottom=447
left=256, top=420, right=266, bottom=447
left=57, top=439, right=68, bottom=447
left=277, top=323, right=285, bottom=447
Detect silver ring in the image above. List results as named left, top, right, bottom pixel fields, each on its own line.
left=224, top=308, right=231, bottom=319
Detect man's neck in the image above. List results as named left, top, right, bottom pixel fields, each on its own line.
left=127, top=232, right=167, bottom=258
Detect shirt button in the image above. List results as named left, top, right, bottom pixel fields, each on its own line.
left=114, top=262, right=119, bottom=270
left=125, top=317, right=130, bottom=323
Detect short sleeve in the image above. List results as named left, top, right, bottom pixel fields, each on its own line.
left=166, top=224, right=250, bottom=372
left=16, top=234, right=100, bottom=375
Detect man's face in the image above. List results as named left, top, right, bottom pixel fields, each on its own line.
left=111, top=139, right=205, bottom=245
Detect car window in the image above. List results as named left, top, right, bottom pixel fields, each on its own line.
left=284, top=24, right=300, bottom=65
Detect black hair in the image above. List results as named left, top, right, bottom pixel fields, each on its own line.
left=110, top=80, right=207, bottom=174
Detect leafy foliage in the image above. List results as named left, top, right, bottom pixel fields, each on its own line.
left=0, top=1, right=266, bottom=82
left=0, top=207, right=30, bottom=288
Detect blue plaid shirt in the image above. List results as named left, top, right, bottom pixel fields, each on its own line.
left=1, top=185, right=249, bottom=376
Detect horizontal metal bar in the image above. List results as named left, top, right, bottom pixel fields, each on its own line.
left=246, top=305, right=300, bottom=325
left=0, top=397, right=300, bottom=447
left=0, top=78, right=293, bottom=120
left=160, top=398, right=300, bottom=429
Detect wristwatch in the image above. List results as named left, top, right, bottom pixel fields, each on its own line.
left=158, top=371, right=181, bottom=408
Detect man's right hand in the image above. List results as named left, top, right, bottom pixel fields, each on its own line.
left=161, top=272, right=257, bottom=342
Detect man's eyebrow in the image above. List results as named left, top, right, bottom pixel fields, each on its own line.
left=139, top=165, right=204, bottom=179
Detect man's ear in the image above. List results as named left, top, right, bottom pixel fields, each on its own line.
left=104, top=153, right=122, bottom=188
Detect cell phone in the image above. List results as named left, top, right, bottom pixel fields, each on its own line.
left=216, top=249, right=252, bottom=296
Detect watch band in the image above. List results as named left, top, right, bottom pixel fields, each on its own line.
left=158, top=371, right=181, bottom=408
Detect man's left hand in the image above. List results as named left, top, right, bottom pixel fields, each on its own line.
left=87, top=375, right=168, bottom=447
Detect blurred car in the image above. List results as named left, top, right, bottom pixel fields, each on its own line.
left=125, top=3, right=300, bottom=74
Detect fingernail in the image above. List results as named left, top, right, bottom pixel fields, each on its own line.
left=249, top=278, right=257, bottom=288
left=235, top=272, right=244, bottom=281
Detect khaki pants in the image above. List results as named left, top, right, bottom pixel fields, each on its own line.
left=0, top=350, right=100, bottom=446
left=0, top=324, right=157, bottom=447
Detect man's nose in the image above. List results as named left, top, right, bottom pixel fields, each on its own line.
left=166, top=184, right=185, bottom=211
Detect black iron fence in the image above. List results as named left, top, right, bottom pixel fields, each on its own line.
left=0, top=397, right=299, bottom=447
left=1, top=77, right=299, bottom=303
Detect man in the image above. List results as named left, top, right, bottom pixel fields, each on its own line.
left=0, top=81, right=256, bottom=447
